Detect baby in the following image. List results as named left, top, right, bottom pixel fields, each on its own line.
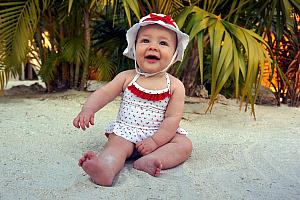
left=73, top=13, right=192, bottom=186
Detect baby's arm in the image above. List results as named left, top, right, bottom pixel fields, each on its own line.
left=73, top=70, right=130, bottom=130
left=152, top=78, right=185, bottom=145
left=136, top=77, right=185, bottom=155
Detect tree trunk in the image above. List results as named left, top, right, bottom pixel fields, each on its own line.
left=60, top=23, right=69, bottom=89
left=181, top=41, right=199, bottom=96
left=74, top=57, right=81, bottom=88
left=69, top=63, right=75, bottom=88
left=79, top=4, right=91, bottom=90
left=27, top=64, right=33, bottom=80
left=47, top=8, right=57, bottom=92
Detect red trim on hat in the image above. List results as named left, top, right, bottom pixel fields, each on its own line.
left=142, top=13, right=176, bottom=28
left=128, top=84, right=171, bottom=101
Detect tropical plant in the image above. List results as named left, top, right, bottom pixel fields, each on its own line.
left=238, top=0, right=300, bottom=107
left=0, top=0, right=51, bottom=89
left=277, top=14, right=299, bottom=107
left=91, top=2, right=132, bottom=75
left=179, top=6, right=274, bottom=116
left=0, top=0, right=119, bottom=92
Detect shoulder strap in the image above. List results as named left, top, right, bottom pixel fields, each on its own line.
left=129, top=73, right=140, bottom=85
left=166, top=73, right=171, bottom=90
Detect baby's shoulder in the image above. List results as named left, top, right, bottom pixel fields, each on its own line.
left=116, top=69, right=136, bottom=88
left=168, top=74, right=185, bottom=93
left=116, top=69, right=136, bottom=81
left=168, top=74, right=184, bottom=87
left=117, top=69, right=135, bottom=77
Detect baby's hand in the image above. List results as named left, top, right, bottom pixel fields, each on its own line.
left=136, top=137, right=158, bottom=156
left=73, top=109, right=95, bottom=130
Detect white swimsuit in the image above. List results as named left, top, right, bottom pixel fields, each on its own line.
left=105, top=73, right=187, bottom=144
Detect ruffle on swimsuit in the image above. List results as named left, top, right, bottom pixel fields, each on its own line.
left=127, top=82, right=171, bottom=101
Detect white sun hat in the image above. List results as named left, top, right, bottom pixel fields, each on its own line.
left=123, top=13, right=189, bottom=77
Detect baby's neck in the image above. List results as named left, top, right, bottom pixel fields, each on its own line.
left=141, top=72, right=166, bottom=78
left=136, top=73, right=169, bottom=91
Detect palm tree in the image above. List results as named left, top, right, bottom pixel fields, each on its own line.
left=0, top=0, right=51, bottom=89
left=248, top=0, right=300, bottom=107
left=0, top=0, right=117, bottom=92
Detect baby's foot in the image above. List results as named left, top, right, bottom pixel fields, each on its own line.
left=133, top=157, right=162, bottom=177
left=78, top=151, right=114, bottom=186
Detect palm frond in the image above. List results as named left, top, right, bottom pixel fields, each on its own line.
left=123, top=0, right=140, bottom=26
left=0, top=0, right=51, bottom=66
left=290, top=0, right=300, bottom=11
left=89, top=52, right=116, bottom=81
left=178, top=6, right=273, bottom=117
left=0, top=0, right=51, bottom=90
left=38, top=52, right=60, bottom=82
left=61, top=37, right=86, bottom=64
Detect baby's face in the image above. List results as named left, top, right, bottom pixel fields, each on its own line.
left=135, top=24, right=177, bottom=74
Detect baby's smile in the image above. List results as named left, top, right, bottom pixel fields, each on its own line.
left=145, top=54, right=160, bottom=63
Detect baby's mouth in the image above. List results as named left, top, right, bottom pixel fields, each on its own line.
left=145, top=55, right=160, bottom=60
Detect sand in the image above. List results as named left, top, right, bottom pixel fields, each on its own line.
left=0, top=81, right=300, bottom=200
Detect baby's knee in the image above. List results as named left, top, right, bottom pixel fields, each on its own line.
left=181, top=136, right=193, bottom=156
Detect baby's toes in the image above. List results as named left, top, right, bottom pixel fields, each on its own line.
left=84, top=151, right=97, bottom=159
left=78, top=157, right=85, bottom=167
left=78, top=157, right=86, bottom=166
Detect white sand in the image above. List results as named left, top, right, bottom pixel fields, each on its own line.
left=0, top=86, right=300, bottom=200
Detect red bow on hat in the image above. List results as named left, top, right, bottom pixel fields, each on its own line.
left=142, top=13, right=176, bottom=28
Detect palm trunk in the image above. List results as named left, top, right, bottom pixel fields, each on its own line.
left=181, top=41, right=199, bottom=96
left=47, top=8, right=57, bottom=92
left=79, top=4, right=91, bottom=90
left=60, top=23, right=69, bottom=89
left=69, top=63, right=74, bottom=88
left=74, top=56, right=81, bottom=88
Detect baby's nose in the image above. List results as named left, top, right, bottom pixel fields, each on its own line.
left=148, top=43, right=158, bottom=51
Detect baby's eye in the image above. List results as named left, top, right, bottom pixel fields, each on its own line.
left=160, top=41, right=168, bottom=46
left=141, top=39, right=149, bottom=43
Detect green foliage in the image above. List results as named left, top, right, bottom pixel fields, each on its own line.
left=92, top=17, right=129, bottom=71
left=0, top=0, right=51, bottom=69
left=61, top=37, right=86, bottom=64
left=38, top=52, right=59, bottom=82
left=175, top=6, right=272, bottom=117
left=89, top=52, right=116, bottom=81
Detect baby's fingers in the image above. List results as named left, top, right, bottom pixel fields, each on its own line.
left=73, top=116, right=80, bottom=128
left=90, top=115, right=95, bottom=125
left=84, top=115, right=94, bottom=128
left=79, top=116, right=87, bottom=130
left=136, top=142, right=147, bottom=155
left=84, top=114, right=94, bottom=128
left=136, top=141, right=140, bottom=147
left=139, top=147, right=151, bottom=156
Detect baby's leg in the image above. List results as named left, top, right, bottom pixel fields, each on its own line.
left=133, top=134, right=192, bottom=176
left=79, top=134, right=134, bottom=186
